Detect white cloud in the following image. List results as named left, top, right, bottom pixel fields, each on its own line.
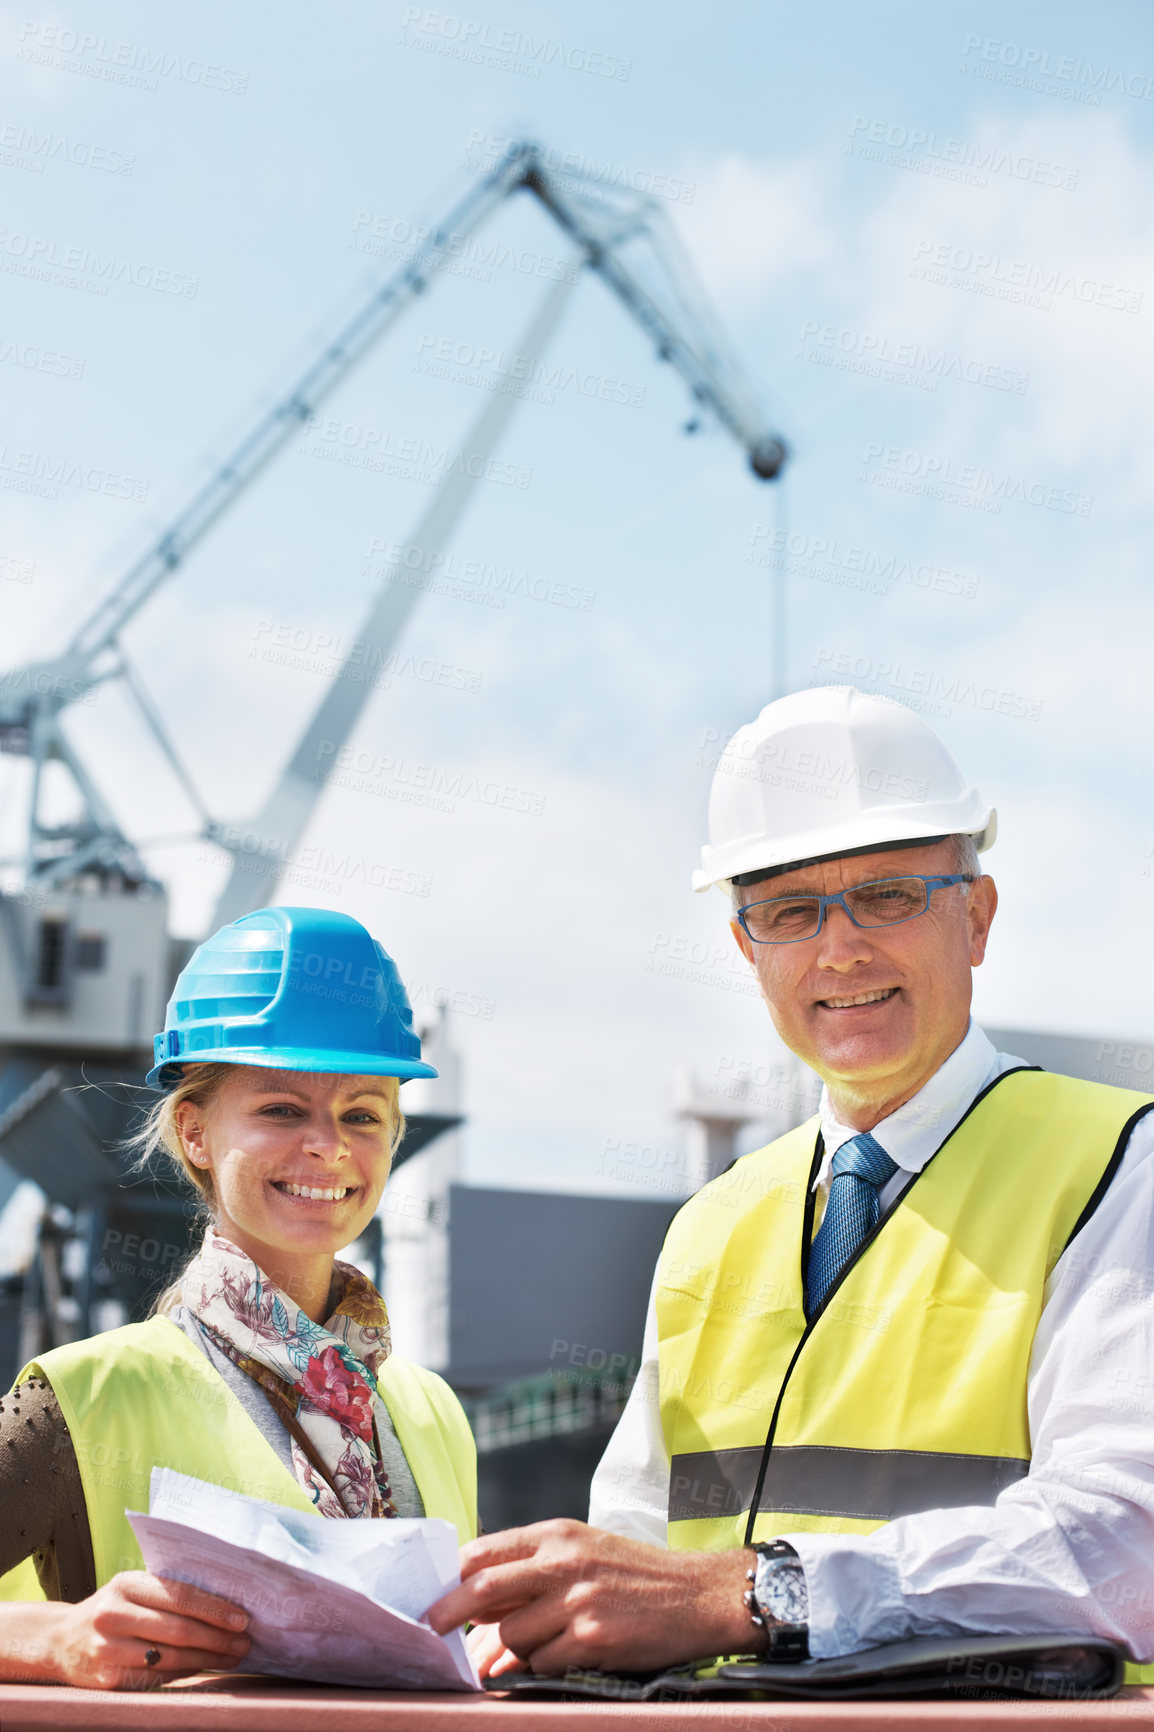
left=676, top=150, right=838, bottom=310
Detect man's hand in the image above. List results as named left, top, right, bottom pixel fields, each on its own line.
left=428, top=1519, right=761, bottom=1677
left=48, top=1573, right=250, bottom=1690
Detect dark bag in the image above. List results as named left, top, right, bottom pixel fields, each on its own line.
left=487, top=1633, right=1126, bottom=1702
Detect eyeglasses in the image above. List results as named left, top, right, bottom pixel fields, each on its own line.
left=735, top=874, right=975, bottom=945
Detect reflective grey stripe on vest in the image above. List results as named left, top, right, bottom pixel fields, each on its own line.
left=668, top=1445, right=1030, bottom=1525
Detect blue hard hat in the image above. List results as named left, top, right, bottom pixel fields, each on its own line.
left=147, top=906, right=437, bottom=1090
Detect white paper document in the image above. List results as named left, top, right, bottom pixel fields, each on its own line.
left=128, top=1469, right=478, bottom=1691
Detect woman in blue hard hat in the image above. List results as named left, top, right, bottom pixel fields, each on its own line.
left=0, top=907, right=477, bottom=1690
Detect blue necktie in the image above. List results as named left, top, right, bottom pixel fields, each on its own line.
left=806, top=1131, right=898, bottom=1318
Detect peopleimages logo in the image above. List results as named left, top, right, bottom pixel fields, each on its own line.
left=810, top=649, right=1044, bottom=722
left=399, top=10, right=632, bottom=81
left=0, top=444, right=148, bottom=502
left=16, top=21, right=249, bottom=94
left=747, top=525, right=980, bottom=601
left=794, top=320, right=1028, bottom=395
left=0, top=122, right=135, bottom=176
left=0, top=336, right=85, bottom=380
left=349, top=210, right=579, bottom=285
left=314, top=741, right=548, bottom=818
left=413, top=332, right=646, bottom=410
left=910, top=239, right=1142, bottom=315
left=0, top=552, right=36, bottom=584
left=861, top=442, right=1093, bottom=517
left=700, top=725, right=931, bottom=799
left=960, top=34, right=1154, bottom=103
left=363, top=539, right=596, bottom=613
left=299, top=414, right=532, bottom=490
left=847, top=116, right=1078, bottom=189
left=0, top=228, right=198, bottom=298
left=248, top=618, right=484, bottom=696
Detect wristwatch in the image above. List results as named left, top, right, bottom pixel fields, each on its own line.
left=744, top=1539, right=810, bottom=1661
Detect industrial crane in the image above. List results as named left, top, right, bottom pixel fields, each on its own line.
left=0, top=139, right=788, bottom=1359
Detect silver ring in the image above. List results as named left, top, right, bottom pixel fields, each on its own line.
left=144, top=1646, right=162, bottom=1668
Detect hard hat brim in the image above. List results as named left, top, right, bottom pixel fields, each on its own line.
left=692, top=809, right=997, bottom=893
left=146, top=1045, right=438, bottom=1092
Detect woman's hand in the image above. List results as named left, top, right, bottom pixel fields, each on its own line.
left=47, top=1572, right=250, bottom=1690
left=466, top=1618, right=527, bottom=1681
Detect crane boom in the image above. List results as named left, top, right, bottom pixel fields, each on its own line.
left=524, top=161, right=785, bottom=478
left=0, top=139, right=788, bottom=890
left=209, top=269, right=578, bottom=928
left=61, top=148, right=533, bottom=673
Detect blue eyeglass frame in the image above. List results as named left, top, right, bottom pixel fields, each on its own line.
left=735, top=873, right=975, bottom=945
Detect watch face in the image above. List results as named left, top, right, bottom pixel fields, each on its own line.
left=757, top=1557, right=810, bottom=1628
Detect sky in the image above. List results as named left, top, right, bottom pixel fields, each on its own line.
left=1, top=0, right=1153, bottom=1197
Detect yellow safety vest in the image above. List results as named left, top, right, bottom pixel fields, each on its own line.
left=0, top=1314, right=477, bottom=1602
left=657, top=1069, right=1154, bottom=1681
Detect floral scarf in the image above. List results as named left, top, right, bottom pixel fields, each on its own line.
left=182, top=1231, right=397, bottom=1519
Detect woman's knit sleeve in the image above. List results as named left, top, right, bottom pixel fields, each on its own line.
left=0, top=1377, right=96, bottom=1601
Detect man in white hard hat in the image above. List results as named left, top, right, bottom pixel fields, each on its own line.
left=431, top=687, right=1154, bottom=1681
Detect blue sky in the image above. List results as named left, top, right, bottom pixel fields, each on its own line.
left=2, top=0, right=1153, bottom=1193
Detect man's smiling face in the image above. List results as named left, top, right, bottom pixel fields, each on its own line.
left=730, top=838, right=998, bottom=1127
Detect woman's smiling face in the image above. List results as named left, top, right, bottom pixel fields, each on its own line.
left=174, top=1066, right=398, bottom=1287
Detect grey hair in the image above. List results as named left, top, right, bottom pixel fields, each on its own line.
left=947, top=832, right=982, bottom=880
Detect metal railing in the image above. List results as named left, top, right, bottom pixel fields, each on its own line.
left=463, top=1370, right=635, bottom=1454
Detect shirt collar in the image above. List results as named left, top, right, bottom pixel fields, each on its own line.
left=814, top=1020, right=998, bottom=1189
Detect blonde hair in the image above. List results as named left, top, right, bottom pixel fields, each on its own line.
left=130, top=1061, right=234, bottom=1209
left=130, top=1063, right=405, bottom=1313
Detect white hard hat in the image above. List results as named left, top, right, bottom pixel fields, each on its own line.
left=693, top=686, right=996, bottom=892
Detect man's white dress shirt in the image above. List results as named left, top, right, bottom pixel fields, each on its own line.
left=589, top=1023, right=1154, bottom=1662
